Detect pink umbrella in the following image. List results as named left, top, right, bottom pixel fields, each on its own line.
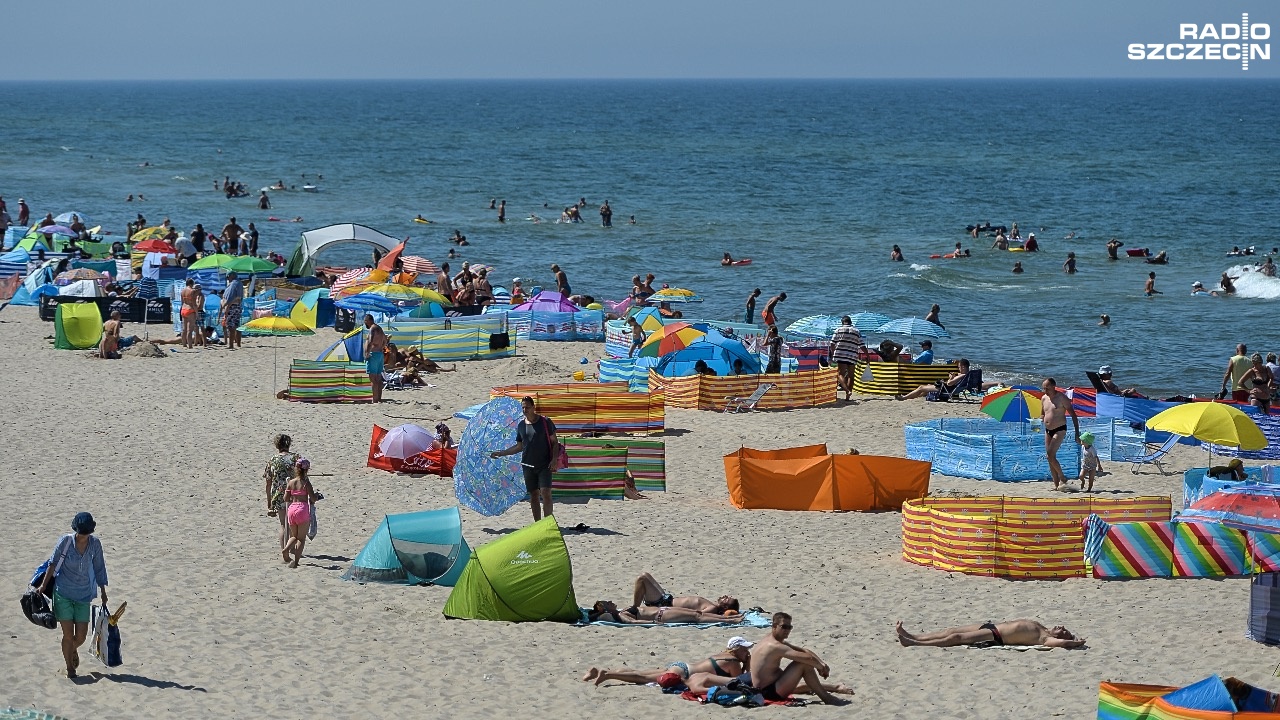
left=512, top=290, right=579, bottom=313
left=378, top=424, right=435, bottom=460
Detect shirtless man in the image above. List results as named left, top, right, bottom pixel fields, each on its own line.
left=179, top=278, right=200, bottom=348
left=1041, top=377, right=1080, bottom=489
left=586, top=600, right=740, bottom=625
left=1106, top=238, right=1124, bottom=260
left=744, top=288, right=761, bottom=324
left=100, top=311, right=122, bottom=359
left=582, top=636, right=752, bottom=688
left=364, top=314, right=388, bottom=403
left=761, top=292, right=786, bottom=327
left=436, top=262, right=452, bottom=302
left=896, top=619, right=1085, bottom=649
left=747, top=612, right=845, bottom=705
left=220, top=216, right=243, bottom=256
left=1144, top=271, right=1161, bottom=296
left=551, top=263, right=570, bottom=296
left=632, top=572, right=740, bottom=615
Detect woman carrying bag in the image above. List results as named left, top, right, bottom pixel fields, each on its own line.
left=37, top=512, right=108, bottom=679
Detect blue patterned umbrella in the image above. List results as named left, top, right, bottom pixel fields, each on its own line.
left=875, top=317, right=951, bottom=338
left=454, top=396, right=527, bottom=516
left=334, top=292, right=398, bottom=315
left=785, top=314, right=846, bottom=339
left=845, top=312, right=892, bottom=333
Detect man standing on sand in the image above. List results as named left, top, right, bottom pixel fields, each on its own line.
left=490, top=396, right=557, bottom=522
left=761, top=292, right=786, bottom=327
left=220, top=271, right=244, bottom=350
left=364, top=314, right=387, bottom=403
left=896, top=619, right=1085, bottom=649
left=748, top=612, right=845, bottom=705
left=1041, top=378, right=1080, bottom=490
left=221, top=216, right=243, bottom=257
left=828, top=316, right=864, bottom=400
left=744, top=288, right=761, bottom=324
left=436, top=262, right=452, bottom=302
left=1222, top=343, right=1252, bottom=402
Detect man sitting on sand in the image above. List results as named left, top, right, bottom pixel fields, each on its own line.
left=743, top=612, right=846, bottom=705
left=632, top=572, right=740, bottom=615
left=587, top=600, right=740, bottom=625
left=581, top=636, right=753, bottom=688
left=896, top=619, right=1085, bottom=649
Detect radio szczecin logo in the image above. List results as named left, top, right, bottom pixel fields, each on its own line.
left=1129, top=13, right=1270, bottom=70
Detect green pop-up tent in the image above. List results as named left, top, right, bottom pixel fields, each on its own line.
left=443, top=516, right=579, bottom=622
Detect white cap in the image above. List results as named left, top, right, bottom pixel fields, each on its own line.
left=1192, top=281, right=1204, bottom=288
left=1098, top=365, right=1112, bottom=375
left=727, top=636, right=755, bottom=650
left=512, top=277, right=521, bottom=283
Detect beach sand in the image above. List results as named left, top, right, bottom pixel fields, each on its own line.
left=1, top=310, right=1273, bottom=720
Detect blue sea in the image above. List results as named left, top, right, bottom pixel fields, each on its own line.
left=1, top=79, right=1278, bottom=395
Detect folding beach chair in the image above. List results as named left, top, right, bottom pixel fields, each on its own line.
left=1126, top=433, right=1179, bottom=475
left=383, top=369, right=405, bottom=391
left=927, top=369, right=982, bottom=402
left=724, top=383, right=774, bottom=413
left=1084, top=371, right=1110, bottom=394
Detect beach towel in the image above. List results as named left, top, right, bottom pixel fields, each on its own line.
left=577, top=610, right=772, bottom=629
left=681, top=688, right=807, bottom=707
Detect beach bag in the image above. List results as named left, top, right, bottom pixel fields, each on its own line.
left=90, top=603, right=124, bottom=667
left=542, top=417, right=569, bottom=472
left=20, top=589, right=57, bottom=629
left=29, top=534, right=73, bottom=591
left=489, top=331, right=510, bottom=350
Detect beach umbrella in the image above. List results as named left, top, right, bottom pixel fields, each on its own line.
left=334, top=293, right=399, bottom=316
left=647, top=287, right=703, bottom=303
left=130, top=226, right=170, bottom=241
left=37, top=225, right=77, bottom=237
left=400, top=255, right=440, bottom=274
left=875, top=317, right=951, bottom=339
left=330, top=267, right=388, bottom=295
left=223, top=256, right=277, bottom=274
left=133, top=238, right=176, bottom=254
left=845, top=312, right=893, bottom=333
left=405, top=286, right=452, bottom=306
left=1178, top=485, right=1280, bottom=534
left=1146, top=402, right=1266, bottom=451
left=630, top=306, right=666, bottom=332
left=188, top=254, right=236, bottom=270
left=237, top=316, right=315, bottom=393
left=785, top=314, right=847, bottom=340
left=54, top=268, right=107, bottom=285
left=403, top=302, right=446, bottom=318
left=638, top=321, right=709, bottom=357
left=512, top=290, right=578, bottom=313
left=454, top=396, right=528, bottom=517
left=54, top=212, right=91, bottom=225
left=980, top=388, right=1043, bottom=423
left=337, top=282, right=423, bottom=304
left=378, top=424, right=435, bottom=460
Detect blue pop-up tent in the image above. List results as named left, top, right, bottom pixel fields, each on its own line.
left=342, top=506, right=470, bottom=586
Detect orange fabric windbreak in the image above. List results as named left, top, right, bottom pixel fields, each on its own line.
left=723, top=447, right=931, bottom=511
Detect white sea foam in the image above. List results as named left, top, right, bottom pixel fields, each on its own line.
left=1227, top=264, right=1280, bottom=299
left=909, top=263, right=932, bottom=271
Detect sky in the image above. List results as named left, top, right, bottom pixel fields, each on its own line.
left=6, top=0, right=1277, bottom=80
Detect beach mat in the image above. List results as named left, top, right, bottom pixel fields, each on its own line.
left=576, top=610, right=772, bottom=629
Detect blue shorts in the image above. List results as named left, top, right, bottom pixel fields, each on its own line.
left=367, top=352, right=385, bottom=375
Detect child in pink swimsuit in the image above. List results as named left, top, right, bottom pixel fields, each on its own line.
left=282, top=458, right=315, bottom=568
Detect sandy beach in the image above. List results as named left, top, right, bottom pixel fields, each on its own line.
left=1, top=309, right=1274, bottom=720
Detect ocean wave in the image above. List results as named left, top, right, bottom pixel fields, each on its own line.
left=172, top=176, right=188, bottom=181
left=1227, top=265, right=1280, bottom=299
left=908, top=263, right=932, bottom=271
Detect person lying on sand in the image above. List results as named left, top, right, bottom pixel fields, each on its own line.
left=582, top=636, right=753, bottom=687
left=632, top=572, right=739, bottom=615
left=587, top=600, right=740, bottom=625
left=895, top=619, right=1085, bottom=648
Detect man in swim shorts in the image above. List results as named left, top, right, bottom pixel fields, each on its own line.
left=581, top=636, right=752, bottom=688
left=1222, top=343, right=1252, bottom=403
left=761, top=292, right=786, bottom=327
left=631, top=572, right=740, bottom=615
left=744, top=288, right=761, bottom=324
left=1041, top=377, right=1080, bottom=490
left=748, top=612, right=845, bottom=705
left=220, top=271, right=243, bottom=349
left=364, top=314, right=387, bottom=403
left=895, top=619, right=1085, bottom=648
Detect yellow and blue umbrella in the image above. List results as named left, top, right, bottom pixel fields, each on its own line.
left=980, top=388, right=1043, bottom=423
left=647, top=287, right=703, bottom=303
left=638, top=321, right=708, bottom=357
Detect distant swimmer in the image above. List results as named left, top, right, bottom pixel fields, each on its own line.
left=1012, top=261, right=1024, bottom=274
left=1024, top=233, right=1039, bottom=252
left=1262, top=257, right=1277, bottom=277
left=1010, top=222, right=1020, bottom=240
left=415, top=214, right=431, bottom=223
left=258, top=191, right=271, bottom=210
left=1098, top=314, right=1110, bottom=327
left=527, top=214, right=542, bottom=224
left=1106, top=238, right=1123, bottom=260
left=126, top=194, right=134, bottom=202
left=924, top=304, right=943, bottom=329
left=991, top=233, right=1008, bottom=250
left=1191, top=281, right=1217, bottom=297
left=1065, top=231, right=1078, bottom=240
left=1220, top=272, right=1239, bottom=295
left=890, top=244, right=904, bottom=261
left=1144, top=271, right=1162, bottom=297
left=722, top=252, right=735, bottom=266
left=1063, top=252, right=1076, bottom=274
left=629, top=215, right=636, bottom=225
left=497, top=199, right=505, bottom=223
left=489, top=198, right=496, bottom=209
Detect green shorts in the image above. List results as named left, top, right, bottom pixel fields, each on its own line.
left=52, top=589, right=91, bottom=624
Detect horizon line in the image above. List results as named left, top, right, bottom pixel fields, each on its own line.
left=1, top=75, right=1275, bottom=83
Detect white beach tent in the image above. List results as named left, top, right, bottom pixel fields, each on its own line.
left=59, top=279, right=104, bottom=297
left=285, top=223, right=401, bottom=278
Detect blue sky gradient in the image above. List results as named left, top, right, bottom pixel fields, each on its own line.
left=7, top=0, right=1276, bottom=80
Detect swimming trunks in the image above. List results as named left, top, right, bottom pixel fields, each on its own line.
left=761, top=310, right=776, bottom=326
left=759, top=680, right=786, bottom=702
left=651, top=592, right=674, bottom=607
left=666, top=661, right=691, bottom=678
left=1046, top=424, right=1068, bottom=436
left=366, top=351, right=385, bottom=375
left=980, top=622, right=1004, bottom=646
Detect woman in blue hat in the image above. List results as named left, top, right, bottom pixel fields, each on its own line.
left=37, top=512, right=108, bottom=678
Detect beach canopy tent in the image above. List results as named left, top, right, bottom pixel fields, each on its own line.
left=8, top=261, right=56, bottom=306
left=54, top=302, right=103, bottom=350
left=443, top=516, right=579, bottom=622
left=724, top=444, right=931, bottom=511
left=342, top=507, right=470, bottom=586
left=58, top=279, right=103, bottom=297
left=290, top=287, right=335, bottom=329
left=655, top=339, right=760, bottom=377
left=1097, top=676, right=1280, bottom=717
left=285, top=223, right=401, bottom=278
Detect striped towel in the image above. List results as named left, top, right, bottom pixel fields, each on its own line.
left=1082, top=513, right=1110, bottom=563
left=401, top=255, right=440, bottom=274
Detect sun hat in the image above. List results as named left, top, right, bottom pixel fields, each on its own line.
left=1098, top=365, right=1112, bottom=376
left=727, top=636, right=755, bottom=650
left=71, top=512, right=96, bottom=535
left=1079, top=432, right=1095, bottom=447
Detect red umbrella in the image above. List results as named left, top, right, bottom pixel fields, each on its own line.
left=134, top=239, right=176, bottom=253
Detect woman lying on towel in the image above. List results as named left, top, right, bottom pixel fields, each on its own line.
left=587, top=600, right=741, bottom=625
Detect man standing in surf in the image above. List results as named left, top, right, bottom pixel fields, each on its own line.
left=1040, top=378, right=1080, bottom=490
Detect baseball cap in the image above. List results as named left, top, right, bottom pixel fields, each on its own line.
left=1098, top=365, right=1112, bottom=375
left=727, top=636, right=755, bottom=650
left=1192, top=281, right=1204, bottom=288
left=512, top=277, right=521, bottom=283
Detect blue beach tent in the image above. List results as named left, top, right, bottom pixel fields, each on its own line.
left=342, top=506, right=470, bottom=586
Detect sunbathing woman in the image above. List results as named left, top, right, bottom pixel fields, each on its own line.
left=406, top=348, right=458, bottom=374
left=587, top=600, right=741, bottom=625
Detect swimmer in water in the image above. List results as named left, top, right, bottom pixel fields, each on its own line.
left=1012, top=261, right=1024, bottom=274
left=1098, top=314, right=1110, bottom=327
left=1144, top=271, right=1162, bottom=297
left=1221, top=272, right=1239, bottom=294
left=1063, top=252, right=1076, bottom=274
left=1106, top=238, right=1123, bottom=260
left=629, top=215, right=636, bottom=225
left=722, top=253, right=735, bottom=266
left=890, top=244, right=904, bottom=261
left=415, top=214, right=430, bottom=223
